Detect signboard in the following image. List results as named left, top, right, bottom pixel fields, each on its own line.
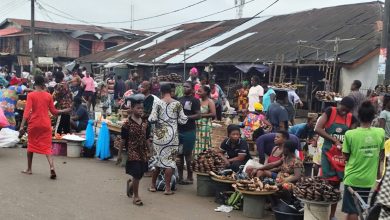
left=37, top=57, right=53, bottom=65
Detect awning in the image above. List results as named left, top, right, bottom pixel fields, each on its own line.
left=17, top=56, right=31, bottom=66
left=234, top=64, right=269, bottom=73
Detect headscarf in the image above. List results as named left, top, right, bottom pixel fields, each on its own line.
left=190, top=67, right=198, bottom=76
left=242, top=80, right=249, bottom=87
left=254, top=102, right=263, bottom=111
left=9, top=77, right=22, bottom=86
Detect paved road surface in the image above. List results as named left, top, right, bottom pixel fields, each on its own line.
left=0, top=148, right=344, bottom=220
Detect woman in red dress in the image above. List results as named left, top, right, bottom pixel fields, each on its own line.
left=19, top=75, right=70, bottom=179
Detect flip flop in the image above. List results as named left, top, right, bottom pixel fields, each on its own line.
left=164, top=191, right=174, bottom=195
left=148, top=187, right=157, bottom=192
left=50, top=169, right=57, bottom=180
left=133, top=199, right=143, bottom=206
left=21, top=170, right=32, bottom=175
left=126, top=179, right=133, bottom=198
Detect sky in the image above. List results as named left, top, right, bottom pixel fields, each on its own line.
left=0, top=0, right=381, bottom=32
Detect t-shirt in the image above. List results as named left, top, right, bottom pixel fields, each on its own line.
left=343, top=127, right=385, bottom=188
left=248, top=85, right=264, bottom=111
left=348, top=91, right=366, bottom=117
left=178, top=95, right=200, bottom=132
left=263, top=88, right=275, bottom=112
left=266, top=102, right=289, bottom=132
left=82, top=76, right=95, bottom=92
left=75, top=105, right=89, bottom=127
left=220, top=138, right=251, bottom=162
left=379, top=110, right=390, bottom=138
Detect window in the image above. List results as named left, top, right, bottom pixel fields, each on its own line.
left=79, top=40, right=92, bottom=57
left=105, top=42, right=117, bottom=49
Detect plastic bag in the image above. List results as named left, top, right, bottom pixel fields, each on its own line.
left=0, top=108, right=9, bottom=128
left=156, top=170, right=176, bottom=191
left=0, top=128, right=19, bottom=148
left=95, top=121, right=110, bottom=160
left=84, top=120, right=95, bottom=149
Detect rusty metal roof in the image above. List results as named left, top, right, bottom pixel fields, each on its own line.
left=77, top=1, right=383, bottom=65
left=0, top=18, right=153, bottom=37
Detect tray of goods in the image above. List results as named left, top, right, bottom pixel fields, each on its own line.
left=158, top=73, right=182, bottom=83
left=16, top=100, right=26, bottom=110
left=233, top=177, right=278, bottom=195
left=53, top=133, right=65, bottom=140
left=293, top=177, right=341, bottom=204
left=209, top=170, right=237, bottom=183
left=271, top=83, right=303, bottom=91
left=192, top=149, right=226, bottom=174
left=315, top=91, right=342, bottom=102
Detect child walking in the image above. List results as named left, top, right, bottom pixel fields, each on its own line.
left=118, top=96, right=149, bottom=206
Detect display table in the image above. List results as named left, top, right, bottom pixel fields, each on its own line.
left=196, top=173, right=215, bottom=197
left=96, top=121, right=121, bottom=133
left=299, top=198, right=338, bottom=220
left=235, top=188, right=276, bottom=218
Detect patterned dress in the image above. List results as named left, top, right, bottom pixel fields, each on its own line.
left=195, top=105, right=212, bottom=155
left=149, top=100, right=187, bottom=169
left=0, top=85, right=24, bottom=129
left=237, top=88, right=249, bottom=111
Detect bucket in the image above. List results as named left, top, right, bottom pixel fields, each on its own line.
left=214, top=182, right=234, bottom=197
left=273, top=200, right=303, bottom=220
left=304, top=202, right=330, bottom=220
left=196, top=174, right=215, bottom=197
left=67, top=141, right=82, bottom=158
left=52, top=143, right=67, bottom=156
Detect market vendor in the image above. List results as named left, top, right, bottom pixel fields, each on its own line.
left=241, top=102, right=272, bottom=141
left=314, top=96, right=358, bottom=220
left=70, top=97, right=89, bottom=133
left=217, top=124, right=251, bottom=172
left=256, top=132, right=300, bottom=164
left=251, top=140, right=303, bottom=184
left=288, top=115, right=317, bottom=140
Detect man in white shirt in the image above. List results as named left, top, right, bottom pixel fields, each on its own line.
left=247, top=76, right=264, bottom=111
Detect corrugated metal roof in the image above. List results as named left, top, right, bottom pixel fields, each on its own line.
left=77, top=1, right=382, bottom=65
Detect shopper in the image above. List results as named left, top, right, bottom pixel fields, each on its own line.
left=195, top=85, right=216, bottom=154
left=289, top=115, right=317, bottom=140
left=248, top=76, right=264, bottom=111
left=114, top=75, right=126, bottom=100
left=348, top=80, right=366, bottom=117
left=242, top=102, right=272, bottom=141
left=118, top=96, right=149, bottom=206
left=236, top=81, right=250, bottom=118
left=342, top=101, right=384, bottom=220
left=52, top=72, right=72, bottom=134
left=0, top=77, right=26, bottom=130
left=177, top=81, right=200, bottom=184
left=81, top=71, right=95, bottom=112
left=379, top=94, right=390, bottom=139
left=314, top=96, right=358, bottom=220
left=261, top=81, right=275, bottom=114
left=267, top=91, right=289, bottom=132
left=148, top=84, right=188, bottom=195
left=210, top=79, right=226, bottom=121
left=218, top=124, right=251, bottom=172
left=19, top=75, right=70, bottom=179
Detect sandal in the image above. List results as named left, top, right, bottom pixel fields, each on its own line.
left=50, top=169, right=57, bottom=180
left=133, top=199, right=143, bottom=206
left=21, top=170, right=32, bottom=175
left=164, top=191, right=174, bottom=195
left=126, top=179, right=133, bottom=198
left=148, top=187, right=157, bottom=192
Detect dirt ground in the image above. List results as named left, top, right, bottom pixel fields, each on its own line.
left=0, top=148, right=344, bottom=220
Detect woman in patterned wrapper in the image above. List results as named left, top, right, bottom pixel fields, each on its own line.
left=148, top=84, right=188, bottom=195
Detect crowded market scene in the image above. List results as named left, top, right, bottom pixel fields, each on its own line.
left=1, top=0, right=390, bottom=220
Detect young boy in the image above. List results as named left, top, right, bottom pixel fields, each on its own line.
left=118, top=96, right=149, bottom=206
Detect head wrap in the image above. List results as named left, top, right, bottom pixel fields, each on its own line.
left=254, top=102, right=263, bottom=111
left=9, top=77, right=22, bottom=86
left=340, top=96, right=355, bottom=110
left=242, top=81, right=249, bottom=87
left=190, top=67, right=198, bottom=76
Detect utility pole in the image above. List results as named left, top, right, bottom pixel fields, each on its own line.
left=30, top=0, right=36, bottom=74
left=183, top=43, right=187, bottom=81
left=384, top=0, right=390, bottom=84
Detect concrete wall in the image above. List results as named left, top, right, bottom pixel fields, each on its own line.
left=339, top=54, right=379, bottom=96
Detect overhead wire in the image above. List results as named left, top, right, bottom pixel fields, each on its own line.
left=0, top=0, right=28, bottom=17
left=39, top=0, right=208, bottom=24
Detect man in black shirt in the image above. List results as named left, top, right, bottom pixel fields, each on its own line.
left=70, top=97, right=89, bottom=132
left=218, top=125, right=251, bottom=172
left=177, top=81, right=200, bottom=184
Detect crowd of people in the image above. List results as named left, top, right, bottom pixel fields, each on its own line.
left=1, top=64, right=390, bottom=218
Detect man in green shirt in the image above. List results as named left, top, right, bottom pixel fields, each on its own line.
left=342, top=101, right=385, bottom=220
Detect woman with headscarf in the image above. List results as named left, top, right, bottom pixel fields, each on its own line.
left=19, top=75, right=70, bottom=179
left=314, top=96, right=358, bottom=220
left=218, top=124, right=251, bottom=172
left=242, top=102, right=272, bottom=141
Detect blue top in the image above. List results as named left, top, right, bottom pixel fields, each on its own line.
left=255, top=133, right=300, bottom=164
left=263, top=88, right=275, bottom=112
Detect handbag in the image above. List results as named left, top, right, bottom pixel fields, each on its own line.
left=156, top=170, right=176, bottom=191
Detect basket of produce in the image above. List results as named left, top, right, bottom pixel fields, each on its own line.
left=192, top=149, right=226, bottom=174
left=293, top=177, right=341, bottom=203
left=315, top=91, right=342, bottom=102
left=158, top=73, right=182, bottom=83
left=209, top=170, right=237, bottom=183
left=233, top=177, right=278, bottom=195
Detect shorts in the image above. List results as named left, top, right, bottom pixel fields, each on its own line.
left=125, top=160, right=148, bottom=180
left=271, top=172, right=278, bottom=179
left=179, top=130, right=196, bottom=155
left=342, top=185, right=370, bottom=214
left=84, top=91, right=94, bottom=98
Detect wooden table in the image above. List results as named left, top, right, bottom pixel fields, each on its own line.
left=235, top=187, right=276, bottom=219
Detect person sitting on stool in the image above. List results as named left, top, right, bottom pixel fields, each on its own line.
left=70, top=97, right=89, bottom=133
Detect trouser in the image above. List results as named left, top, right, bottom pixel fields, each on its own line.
left=57, top=114, right=70, bottom=134
left=216, top=104, right=222, bottom=121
